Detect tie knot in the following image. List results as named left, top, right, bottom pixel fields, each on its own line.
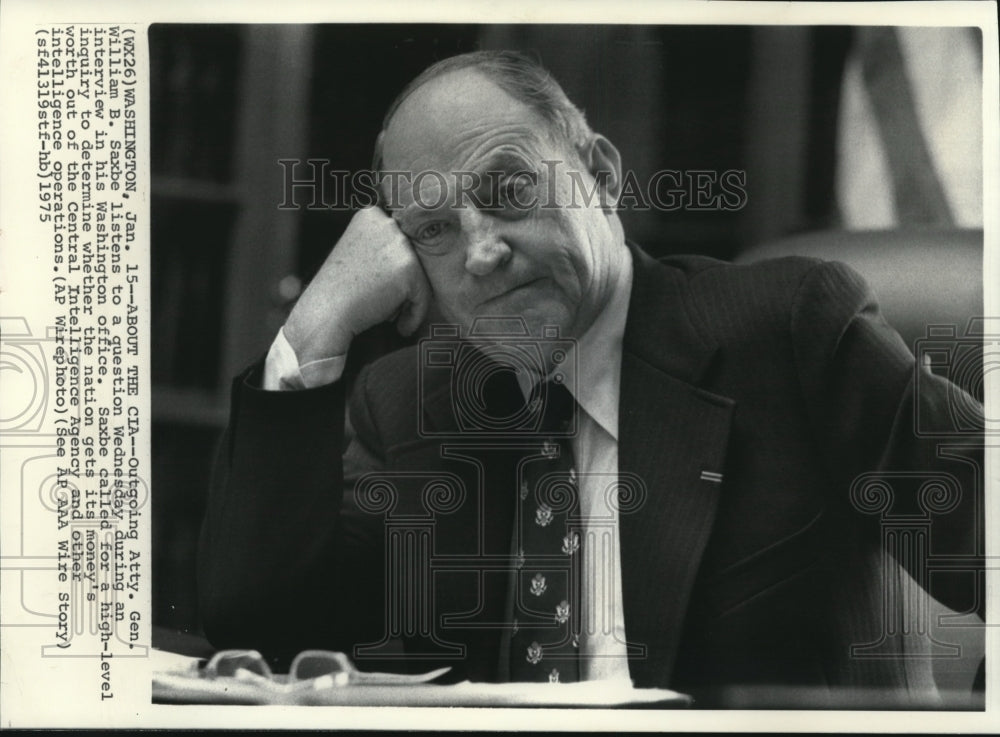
left=470, top=363, right=574, bottom=435
left=533, top=379, right=575, bottom=433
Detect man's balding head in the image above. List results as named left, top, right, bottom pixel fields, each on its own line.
left=373, top=50, right=593, bottom=172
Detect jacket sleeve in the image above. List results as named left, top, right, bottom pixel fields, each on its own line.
left=197, top=359, right=387, bottom=664
left=790, top=260, right=984, bottom=619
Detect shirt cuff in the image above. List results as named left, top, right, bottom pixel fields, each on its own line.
left=263, top=327, right=348, bottom=391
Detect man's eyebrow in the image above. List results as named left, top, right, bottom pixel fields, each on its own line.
left=392, top=203, right=436, bottom=229
left=472, top=149, right=535, bottom=174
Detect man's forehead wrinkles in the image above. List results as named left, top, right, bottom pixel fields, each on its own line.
left=451, top=129, right=545, bottom=173
left=382, top=106, right=552, bottom=210
left=454, top=119, right=541, bottom=144
left=385, top=132, right=533, bottom=181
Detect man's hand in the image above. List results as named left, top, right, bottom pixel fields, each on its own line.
left=283, top=207, right=433, bottom=365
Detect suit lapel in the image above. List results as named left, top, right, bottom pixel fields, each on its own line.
left=618, top=245, right=735, bottom=688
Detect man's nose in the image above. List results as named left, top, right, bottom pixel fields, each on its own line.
left=461, top=209, right=512, bottom=277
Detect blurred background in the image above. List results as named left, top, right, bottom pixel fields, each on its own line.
left=149, top=24, right=984, bottom=656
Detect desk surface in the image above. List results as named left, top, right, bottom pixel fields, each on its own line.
left=151, top=626, right=690, bottom=708
left=153, top=671, right=691, bottom=708
left=150, top=628, right=981, bottom=710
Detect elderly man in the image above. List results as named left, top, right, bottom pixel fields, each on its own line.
left=198, top=51, right=982, bottom=706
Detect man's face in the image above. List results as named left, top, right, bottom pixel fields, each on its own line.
left=380, top=68, right=624, bottom=347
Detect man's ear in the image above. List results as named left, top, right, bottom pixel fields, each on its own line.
left=579, top=134, right=623, bottom=204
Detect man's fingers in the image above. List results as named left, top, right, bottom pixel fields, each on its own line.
left=397, top=296, right=431, bottom=336
left=396, top=262, right=433, bottom=336
left=396, top=302, right=419, bottom=337
left=289, top=205, right=432, bottom=349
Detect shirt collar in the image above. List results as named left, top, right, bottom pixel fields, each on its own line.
left=568, top=249, right=633, bottom=440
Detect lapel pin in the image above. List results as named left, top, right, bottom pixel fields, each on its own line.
left=700, top=470, right=723, bottom=483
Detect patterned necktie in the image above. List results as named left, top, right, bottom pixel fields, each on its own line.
left=508, top=380, right=582, bottom=683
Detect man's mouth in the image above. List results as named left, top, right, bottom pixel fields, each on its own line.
left=483, top=278, right=546, bottom=304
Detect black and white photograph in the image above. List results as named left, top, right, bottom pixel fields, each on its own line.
left=149, top=19, right=988, bottom=710
left=0, top=0, right=996, bottom=729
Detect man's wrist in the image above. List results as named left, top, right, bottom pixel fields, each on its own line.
left=263, top=327, right=348, bottom=390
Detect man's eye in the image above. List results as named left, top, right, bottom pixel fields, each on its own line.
left=497, top=174, right=536, bottom=213
left=416, top=221, right=448, bottom=242
left=501, top=176, right=531, bottom=199
left=503, top=178, right=523, bottom=196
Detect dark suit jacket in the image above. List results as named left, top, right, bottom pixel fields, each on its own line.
left=198, top=244, right=983, bottom=707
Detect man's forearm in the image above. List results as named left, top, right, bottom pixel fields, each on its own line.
left=197, top=361, right=353, bottom=655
